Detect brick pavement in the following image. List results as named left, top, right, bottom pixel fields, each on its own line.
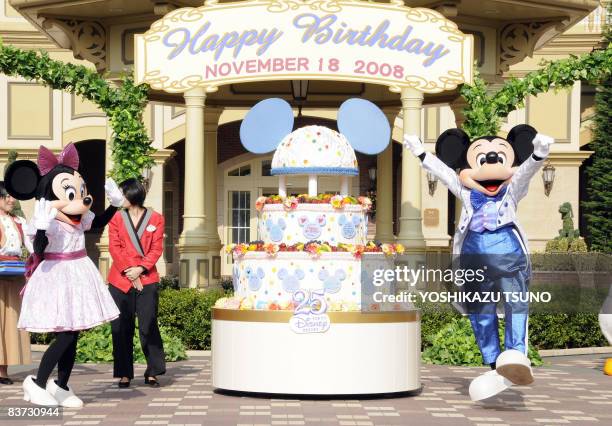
left=0, top=353, right=610, bottom=426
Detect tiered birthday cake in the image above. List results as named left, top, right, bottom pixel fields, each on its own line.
left=217, top=125, right=404, bottom=312
left=212, top=98, right=420, bottom=396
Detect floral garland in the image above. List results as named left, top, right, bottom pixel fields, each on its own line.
left=0, top=43, right=153, bottom=182
left=215, top=296, right=410, bottom=312
left=255, top=194, right=372, bottom=212
left=215, top=295, right=362, bottom=312
left=225, top=240, right=405, bottom=259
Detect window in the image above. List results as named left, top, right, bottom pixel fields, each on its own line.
left=228, top=165, right=251, bottom=176
left=261, top=160, right=272, bottom=176
left=229, top=191, right=251, bottom=244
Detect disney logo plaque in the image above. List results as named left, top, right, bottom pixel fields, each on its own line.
left=289, top=289, right=331, bottom=334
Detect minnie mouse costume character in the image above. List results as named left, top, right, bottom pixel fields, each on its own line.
left=3, top=144, right=124, bottom=407
left=404, top=125, right=554, bottom=400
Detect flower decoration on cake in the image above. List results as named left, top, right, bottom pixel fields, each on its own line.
left=357, top=196, right=373, bottom=212
left=264, top=242, right=279, bottom=256
left=227, top=241, right=405, bottom=259
left=239, top=297, right=254, bottom=310
left=255, top=196, right=267, bottom=211
left=283, top=196, right=298, bottom=211
left=330, top=194, right=345, bottom=209
left=254, top=194, right=371, bottom=211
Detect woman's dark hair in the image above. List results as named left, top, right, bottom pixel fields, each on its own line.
left=119, top=178, right=146, bottom=207
left=0, top=181, right=8, bottom=199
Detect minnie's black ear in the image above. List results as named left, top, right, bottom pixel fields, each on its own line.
left=507, top=124, right=537, bottom=165
left=435, top=128, right=470, bottom=169
left=4, top=160, right=40, bottom=200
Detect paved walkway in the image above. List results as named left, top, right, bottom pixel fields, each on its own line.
left=0, top=353, right=610, bottom=426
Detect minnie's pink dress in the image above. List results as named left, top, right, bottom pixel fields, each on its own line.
left=18, top=211, right=119, bottom=332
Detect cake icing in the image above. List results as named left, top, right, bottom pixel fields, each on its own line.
left=271, top=125, right=358, bottom=176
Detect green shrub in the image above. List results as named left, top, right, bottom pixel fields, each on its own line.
left=159, top=275, right=180, bottom=291
left=30, top=332, right=54, bottom=345
left=219, top=277, right=234, bottom=294
left=157, top=288, right=226, bottom=350
left=528, top=313, right=607, bottom=349
left=422, top=317, right=543, bottom=366
left=545, top=237, right=588, bottom=253
left=530, top=252, right=610, bottom=271
left=420, top=304, right=460, bottom=351
left=75, top=322, right=187, bottom=364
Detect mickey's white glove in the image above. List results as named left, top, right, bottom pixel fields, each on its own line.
left=532, top=133, right=554, bottom=158
left=33, top=198, right=58, bottom=231
left=403, top=134, right=425, bottom=157
left=105, top=178, right=125, bottom=207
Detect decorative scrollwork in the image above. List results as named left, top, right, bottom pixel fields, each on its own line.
left=43, top=18, right=107, bottom=71
left=498, top=21, right=558, bottom=73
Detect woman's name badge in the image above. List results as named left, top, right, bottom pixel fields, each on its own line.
left=146, top=225, right=156, bottom=232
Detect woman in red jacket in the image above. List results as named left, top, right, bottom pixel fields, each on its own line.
left=108, top=178, right=165, bottom=389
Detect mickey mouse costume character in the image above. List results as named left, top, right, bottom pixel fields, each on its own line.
left=3, top=144, right=124, bottom=407
left=404, top=125, right=554, bottom=400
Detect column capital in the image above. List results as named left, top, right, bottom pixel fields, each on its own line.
left=184, top=87, right=207, bottom=106
left=151, top=148, right=177, bottom=165
left=400, top=88, right=424, bottom=106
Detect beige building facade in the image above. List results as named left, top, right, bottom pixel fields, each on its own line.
left=0, top=0, right=606, bottom=286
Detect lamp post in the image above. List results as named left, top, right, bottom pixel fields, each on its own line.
left=368, top=166, right=377, bottom=219
left=368, top=166, right=377, bottom=190
left=142, top=166, right=153, bottom=193
left=542, top=161, right=556, bottom=196
left=291, top=80, right=309, bottom=116
left=426, top=171, right=438, bottom=196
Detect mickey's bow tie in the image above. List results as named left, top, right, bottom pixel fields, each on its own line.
left=470, top=187, right=507, bottom=211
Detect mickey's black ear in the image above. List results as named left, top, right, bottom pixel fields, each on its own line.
left=4, top=160, right=40, bottom=200
left=507, top=124, right=537, bottom=165
left=435, top=128, right=470, bottom=169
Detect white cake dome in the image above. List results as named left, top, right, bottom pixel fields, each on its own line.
left=271, top=125, right=358, bottom=176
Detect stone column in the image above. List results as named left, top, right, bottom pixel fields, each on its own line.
left=178, top=88, right=208, bottom=288
left=204, top=107, right=223, bottom=286
left=96, top=123, right=114, bottom=278
left=374, top=109, right=398, bottom=243
left=147, top=149, right=177, bottom=278
left=396, top=88, right=425, bottom=250
left=449, top=98, right=468, bottom=234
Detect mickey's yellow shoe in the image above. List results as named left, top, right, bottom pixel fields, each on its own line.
left=604, top=358, right=612, bottom=376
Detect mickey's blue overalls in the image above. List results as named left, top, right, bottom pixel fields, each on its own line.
left=461, top=187, right=530, bottom=366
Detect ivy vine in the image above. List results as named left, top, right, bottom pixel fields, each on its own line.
left=460, top=46, right=612, bottom=139
left=0, top=42, right=154, bottom=182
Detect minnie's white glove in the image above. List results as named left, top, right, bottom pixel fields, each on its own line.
left=33, top=198, right=58, bottom=231
left=105, top=178, right=125, bottom=207
left=403, top=134, right=425, bottom=157
left=532, top=133, right=554, bottom=158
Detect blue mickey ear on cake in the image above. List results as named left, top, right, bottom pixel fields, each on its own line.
left=240, top=98, right=294, bottom=154
left=337, top=98, right=391, bottom=155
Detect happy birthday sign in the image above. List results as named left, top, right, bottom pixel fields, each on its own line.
left=135, top=0, right=474, bottom=94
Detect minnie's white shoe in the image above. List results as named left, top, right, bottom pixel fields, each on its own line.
left=469, top=369, right=514, bottom=401
left=46, top=379, right=83, bottom=408
left=495, top=349, right=534, bottom=385
left=22, top=375, right=58, bottom=406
